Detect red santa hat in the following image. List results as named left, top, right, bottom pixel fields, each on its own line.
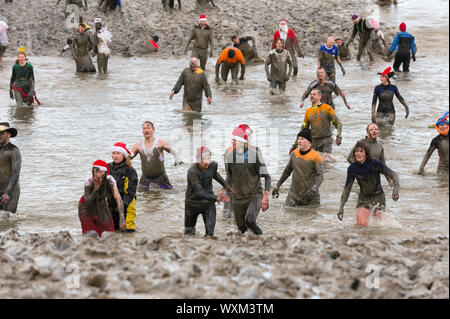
left=111, top=142, right=132, bottom=157
left=378, top=66, right=392, bottom=77
left=279, top=19, right=288, bottom=27
left=237, top=124, right=253, bottom=138
left=196, top=146, right=211, bottom=162
left=92, top=160, right=109, bottom=175
left=231, top=126, right=249, bottom=144
left=199, top=14, right=207, bottom=22
left=399, top=22, right=406, bottom=31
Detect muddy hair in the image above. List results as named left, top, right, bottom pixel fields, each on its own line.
left=90, top=167, right=111, bottom=197
left=353, top=141, right=372, bottom=162
left=366, top=123, right=378, bottom=132
left=142, top=121, right=154, bottom=128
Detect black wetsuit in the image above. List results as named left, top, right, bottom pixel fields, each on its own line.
left=419, top=133, right=449, bottom=174
left=0, top=142, right=21, bottom=213
left=372, top=84, right=408, bottom=125
left=107, top=161, right=138, bottom=231
left=389, top=31, right=416, bottom=72
left=185, top=161, right=227, bottom=236
left=340, top=159, right=399, bottom=211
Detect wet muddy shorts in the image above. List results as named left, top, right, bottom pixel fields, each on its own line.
left=285, top=192, right=320, bottom=207
left=357, top=192, right=386, bottom=210
left=312, top=136, right=333, bottom=154
left=0, top=45, right=5, bottom=57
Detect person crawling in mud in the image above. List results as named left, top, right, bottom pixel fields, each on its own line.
left=185, top=146, right=230, bottom=237
left=215, top=47, right=245, bottom=84
left=338, top=142, right=399, bottom=227
left=231, top=35, right=261, bottom=63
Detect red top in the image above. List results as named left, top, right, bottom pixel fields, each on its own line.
left=146, top=39, right=159, bottom=49
left=271, top=29, right=298, bottom=49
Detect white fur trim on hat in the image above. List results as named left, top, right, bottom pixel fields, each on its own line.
left=231, top=134, right=248, bottom=143
left=112, top=146, right=129, bottom=156
left=93, top=165, right=107, bottom=172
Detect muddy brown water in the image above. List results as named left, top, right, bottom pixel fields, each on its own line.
left=0, top=0, right=448, bottom=299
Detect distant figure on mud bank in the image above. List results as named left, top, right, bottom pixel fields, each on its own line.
left=232, top=35, right=261, bottom=64
left=162, top=0, right=181, bottom=10
left=184, top=15, right=214, bottom=71
left=99, top=0, right=122, bottom=13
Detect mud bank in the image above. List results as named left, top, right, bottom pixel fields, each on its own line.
left=0, top=229, right=447, bottom=298
left=0, top=0, right=396, bottom=57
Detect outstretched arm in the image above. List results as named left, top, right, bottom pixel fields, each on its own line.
left=338, top=168, right=355, bottom=218
left=130, top=141, right=140, bottom=160
left=160, top=140, right=183, bottom=165
left=184, top=29, right=195, bottom=53
left=347, top=25, right=357, bottom=45
left=418, top=142, right=437, bottom=174
left=393, top=86, right=409, bottom=118
left=275, top=157, right=293, bottom=190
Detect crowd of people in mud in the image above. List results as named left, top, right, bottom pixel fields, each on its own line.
left=0, top=1, right=448, bottom=239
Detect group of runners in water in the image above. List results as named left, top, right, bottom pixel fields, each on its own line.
left=0, top=3, right=448, bottom=238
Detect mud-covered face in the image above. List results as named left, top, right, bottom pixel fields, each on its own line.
left=0, top=131, right=10, bottom=145
left=355, top=147, right=367, bottom=163
left=199, top=21, right=207, bottom=28
left=190, top=58, right=198, bottom=71
left=112, top=151, right=124, bottom=164
left=317, top=68, right=326, bottom=80
left=199, top=155, right=211, bottom=170
left=142, top=123, right=154, bottom=138
left=232, top=37, right=239, bottom=45
left=78, top=25, right=86, bottom=33
left=92, top=167, right=106, bottom=183
left=367, top=124, right=379, bottom=140
left=336, top=39, right=343, bottom=46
